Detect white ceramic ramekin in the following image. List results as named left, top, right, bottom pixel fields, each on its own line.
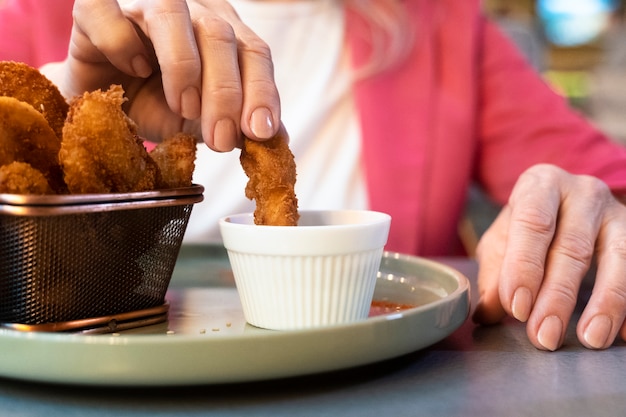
left=219, top=210, right=391, bottom=330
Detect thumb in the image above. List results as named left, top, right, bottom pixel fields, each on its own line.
left=472, top=206, right=510, bottom=325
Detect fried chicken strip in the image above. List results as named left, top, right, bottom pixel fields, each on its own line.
left=60, top=85, right=160, bottom=193
left=0, top=61, right=69, bottom=140
left=150, top=133, right=197, bottom=189
left=0, top=162, right=54, bottom=195
left=0, top=96, right=65, bottom=193
left=240, top=130, right=299, bottom=226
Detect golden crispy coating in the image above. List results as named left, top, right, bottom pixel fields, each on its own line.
left=0, top=61, right=195, bottom=196
left=60, top=85, right=160, bottom=193
left=240, top=132, right=299, bottom=226
left=0, top=96, right=65, bottom=193
left=150, top=132, right=197, bottom=189
left=0, top=162, right=54, bottom=195
left=0, top=61, right=69, bottom=140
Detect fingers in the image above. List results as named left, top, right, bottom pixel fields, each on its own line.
left=192, top=13, right=242, bottom=151
left=190, top=2, right=279, bottom=151
left=132, top=0, right=280, bottom=151
left=72, top=0, right=281, bottom=151
left=522, top=172, right=603, bottom=351
left=72, top=0, right=153, bottom=78
left=474, top=164, right=617, bottom=351
left=234, top=22, right=281, bottom=142
left=472, top=208, right=509, bottom=325
left=576, top=201, right=626, bottom=349
left=493, top=165, right=561, bottom=332
left=124, top=0, right=202, bottom=120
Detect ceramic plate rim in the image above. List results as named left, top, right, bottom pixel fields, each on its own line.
left=0, top=252, right=471, bottom=386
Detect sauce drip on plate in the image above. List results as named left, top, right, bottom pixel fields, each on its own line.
left=369, top=300, right=415, bottom=317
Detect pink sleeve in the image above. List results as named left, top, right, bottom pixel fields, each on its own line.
left=0, top=0, right=73, bottom=67
left=477, top=19, right=626, bottom=203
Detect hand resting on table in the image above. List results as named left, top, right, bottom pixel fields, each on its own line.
left=473, top=164, right=626, bottom=351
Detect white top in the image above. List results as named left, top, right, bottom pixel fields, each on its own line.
left=184, top=0, right=368, bottom=243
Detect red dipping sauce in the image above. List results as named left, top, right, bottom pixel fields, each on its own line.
left=369, top=300, right=416, bottom=317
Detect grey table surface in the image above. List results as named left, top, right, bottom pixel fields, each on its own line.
left=1, top=245, right=625, bottom=417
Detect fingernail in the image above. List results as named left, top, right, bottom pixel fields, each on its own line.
left=181, top=87, right=201, bottom=120
left=537, top=315, right=563, bottom=351
left=250, top=107, right=274, bottom=139
left=584, top=314, right=612, bottom=349
left=511, top=287, right=532, bottom=322
left=131, top=54, right=152, bottom=78
left=213, top=118, right=237, bottom=152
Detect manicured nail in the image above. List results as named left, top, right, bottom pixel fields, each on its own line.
left=584, top=314, right=612, bottom=349
left=537, top=315, right=563, bottom=351
left=250, top=107, right=274, bottom=139
left=213, top=118, right=237, bottom=152
left=181, top=87, right=201, bottom=120
left=131, top=54, right=152, bottom=78
left=511, top=287, right=532, bottom=322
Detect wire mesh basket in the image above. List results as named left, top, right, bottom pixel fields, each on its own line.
left=0, top=184, right=203, bottom=332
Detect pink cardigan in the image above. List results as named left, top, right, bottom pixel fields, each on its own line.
left=0, top=0, right=73, bottom=66
left=3, top=0, right=626, bottom=256
left=349, top=0, right=626, bottom=255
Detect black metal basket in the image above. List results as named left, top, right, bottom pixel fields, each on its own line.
left=0, top=185, right=203, bottom=331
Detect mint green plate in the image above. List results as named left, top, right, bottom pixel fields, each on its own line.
left=0, top=252, right=470, bottom=386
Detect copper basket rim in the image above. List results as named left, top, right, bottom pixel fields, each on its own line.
left=0, top=184, right=204, bottom=216
left=0, top=185, right=204, bottom=331
left=1, top=303, right=170, bottom=334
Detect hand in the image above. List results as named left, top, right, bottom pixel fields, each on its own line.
left=41, top=0, right=280, bottom=151
left=472, top=164, right=626, bottom=351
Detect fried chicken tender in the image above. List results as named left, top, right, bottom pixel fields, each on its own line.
left=240, top=131, right=299, bottom=226
left=0, top=96, right=65, bottom=193
left=0, top=61, right=69, bottom=140
left=150, top=133, right=197, bottom=189
left=0, top=162, right=54, bottom=195
left=60, top=85, right=160, bottom=194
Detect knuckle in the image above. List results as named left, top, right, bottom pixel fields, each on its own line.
left=195, top=16, right=237, bottom=43
left=73, top=0, right=105, bottom=17
left=607, top=280, right=626, bottom=307
left=577, top=174, right=611, bottom=199
left=514, top=254, right=546, bottom=276
left=245, top=77, right=278, bottom=97
left=240, top=37, right=273, bottom=60
left=208, top=81, right=243, bottom=102
left=552, top=231, right=595, bottom=267
left=588, top=276, right=626, bottom=328
left=521, top=163, right=562, bottom=182
left=605, top=238, right=626, bottom=259
left=512, top=205, right=556, bottom=236
left=165, top=56, right=201, bottom=75
left=545, top=280, right=578, bottom=309
left=142, top=0, right=188, bottom=16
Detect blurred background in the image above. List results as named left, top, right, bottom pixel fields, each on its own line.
left=484, top=0, right=626, bottom=145
left=461, top=0, right=626, bottom=253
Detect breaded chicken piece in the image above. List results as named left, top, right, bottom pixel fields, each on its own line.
left=0, top=162, right=54, bottom=195
left=60, top=85, right=160, bottom=194
left=0, top=96, right=65, bottom=193
left=150, top=133, right=197, bottom=189
left=240, top=131, right=299, bottom=226
left=0, top=61, right=69, bottom=140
